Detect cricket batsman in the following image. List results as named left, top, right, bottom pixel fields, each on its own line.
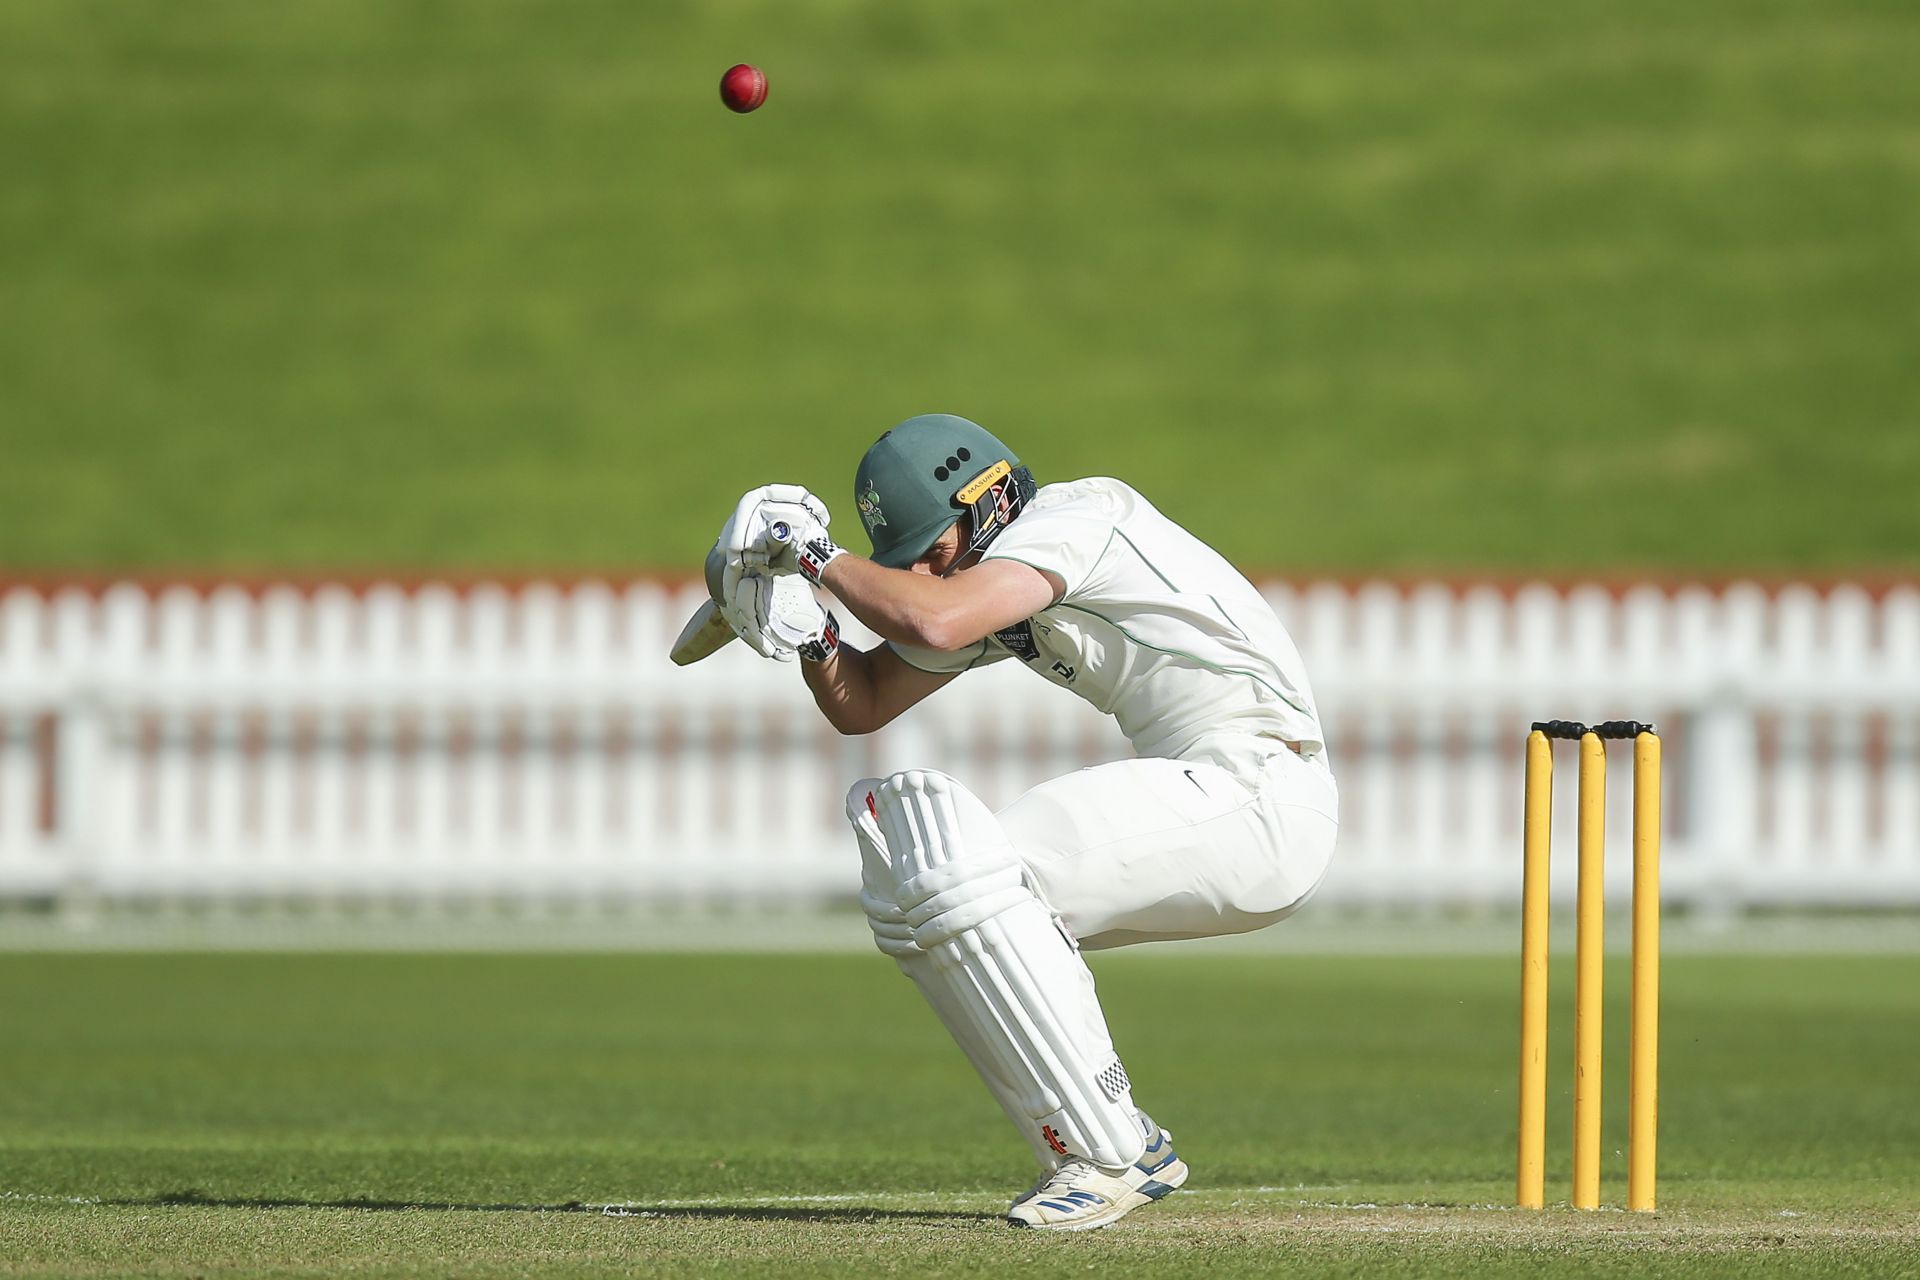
left=673, top=413, right=1338, bottom=1230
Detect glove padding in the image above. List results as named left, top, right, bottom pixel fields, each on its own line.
left=720, top=566, right=836, bottom=662
left=723, top=484, right=832, bottom=577
left=710, top=484, right=842, bottom=660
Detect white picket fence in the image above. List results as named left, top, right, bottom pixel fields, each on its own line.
left=1, top=578, right=1918, bottom=912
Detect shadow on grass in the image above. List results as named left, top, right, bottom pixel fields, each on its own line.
left=108, top=1190, right=992, bottom=1224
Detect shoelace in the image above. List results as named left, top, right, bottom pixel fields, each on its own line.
left=1032, top=1158, right=1101, bottom=1196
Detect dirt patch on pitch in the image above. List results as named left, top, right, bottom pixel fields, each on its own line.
left=1155, top=1197, right=1920, bottom=1254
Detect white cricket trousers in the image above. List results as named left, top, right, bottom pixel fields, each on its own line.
left=996, top=733, right=1340, bottom=950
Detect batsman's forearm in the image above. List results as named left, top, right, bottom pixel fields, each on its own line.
left=818, top=556, right=955, bottom=649
left=801, top=643, right=881, bottom=736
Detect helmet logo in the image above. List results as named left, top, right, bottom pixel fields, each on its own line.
left=857, top=484, right=887, bottom=532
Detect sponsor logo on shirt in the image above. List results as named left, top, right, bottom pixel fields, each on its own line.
left=994, top=620, right=1040, bottom=661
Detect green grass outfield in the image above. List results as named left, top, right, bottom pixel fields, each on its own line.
left=3, top=951, right=1916, bottom=1277
left=2, top=1, right=1916, bottom=573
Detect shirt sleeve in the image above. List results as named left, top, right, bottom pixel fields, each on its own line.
left=887, top=638, right=1011, bottom=673
left=979, top=501, right=1115, bottom=603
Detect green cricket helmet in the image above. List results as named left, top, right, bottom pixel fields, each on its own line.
left=854, top=414, right=1038, bottom=569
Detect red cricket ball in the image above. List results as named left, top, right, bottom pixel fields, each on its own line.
left=720, top=63, right=768, bottom=114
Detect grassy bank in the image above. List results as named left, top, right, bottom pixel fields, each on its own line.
left=2, top=1, right=1915, bottom=573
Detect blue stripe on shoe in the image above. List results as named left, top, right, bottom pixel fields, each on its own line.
left=1039, top=1200, right=1079, bottom=1213
left=1136, top=1150, right=1179, bottom=1175
left=1138, top=1179, right=1177, bottom=1200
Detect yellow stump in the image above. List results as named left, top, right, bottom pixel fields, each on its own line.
left=1629, top=732, right=1662, bottom=1212
left=1572, top=732, right=1606, bottom=1210
left=1517, top=731, right=1553, bottom=1209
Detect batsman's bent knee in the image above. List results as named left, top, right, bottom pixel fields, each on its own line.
left=847, top=777, right=918, bottom=959
left=855, top=767, right=1147, bottom=1170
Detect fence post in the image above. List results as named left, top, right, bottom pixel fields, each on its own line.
left=1691, top=695, right=1757, bottom=922
left=56, top=687, right=107, bottom=925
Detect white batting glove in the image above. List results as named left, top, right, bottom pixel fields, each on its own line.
left=719, top=561, right=782, bottom=659
left=723, top=485, right=834, bottom=575
left=719, top=566, right=839, bottom=663
left=760, top=574, right=839, bottom=661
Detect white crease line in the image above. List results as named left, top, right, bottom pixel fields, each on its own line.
left=596, top=1186, right=1362, bottom=1214
left=0, top=1187, right=1364, bottom=1213
left=2, top=1187, right=1524, bottom=1216
left=600, top=1193, right=969, bottom=1214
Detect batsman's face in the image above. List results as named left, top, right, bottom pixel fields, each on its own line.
left=911, top=522, right=971, bottom=577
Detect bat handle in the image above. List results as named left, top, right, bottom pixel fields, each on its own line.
left=769, top=520, right=793, bottom=544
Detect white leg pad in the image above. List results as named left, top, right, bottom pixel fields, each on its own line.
left=849, top=780, right=1055, bottom=1167
left=849, top=771, right=1146, bottom=1171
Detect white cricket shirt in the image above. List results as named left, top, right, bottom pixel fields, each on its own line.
left=890, top=477, right=1326, bottom=761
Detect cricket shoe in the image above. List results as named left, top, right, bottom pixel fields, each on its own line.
left=1006, top=1115, right=1187, bottom=1231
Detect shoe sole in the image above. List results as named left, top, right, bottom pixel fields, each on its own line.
left=1008, top=1158, right=1189, bottom=1232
